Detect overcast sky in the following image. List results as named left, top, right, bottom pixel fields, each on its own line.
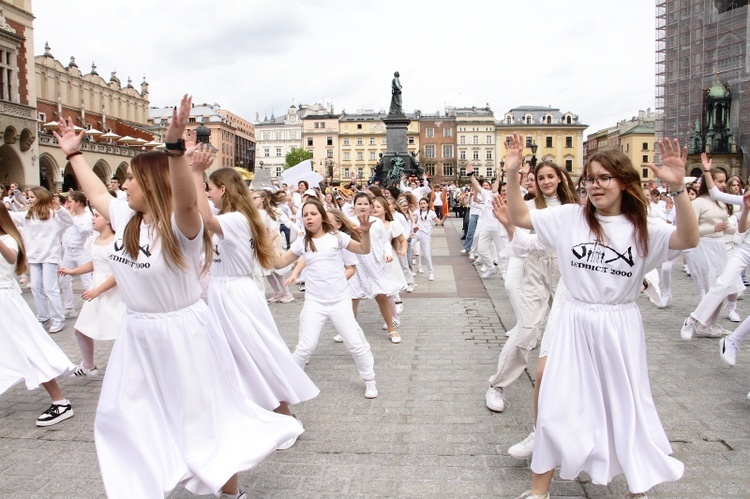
left=33, top=0, right=656, bottom=136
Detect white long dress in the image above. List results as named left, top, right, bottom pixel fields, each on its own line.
left=208, top=211, right=319, bottom=409
left=529, top=204, right=683, bottom=494
left=0, top=235, right=74, bottom=393
left=348, top=216, right=402, bottom=299
left=73, top=236, right=125, bottom=340
left=94, top=199, right=302, bottom=498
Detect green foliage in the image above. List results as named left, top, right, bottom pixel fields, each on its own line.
left=285, top=147, right=313, bottom=170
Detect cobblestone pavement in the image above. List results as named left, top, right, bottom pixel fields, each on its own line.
left=2, top=217, right=750, bottom=498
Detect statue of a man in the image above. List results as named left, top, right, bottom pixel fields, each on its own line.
left=389, top=71, right=403, bottom=115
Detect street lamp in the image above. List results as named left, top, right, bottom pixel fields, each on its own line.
left=530, top=142, right=538, bottom=169
left=500, top=160, right=505, bottom=182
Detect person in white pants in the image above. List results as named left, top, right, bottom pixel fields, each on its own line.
left=59, top=191, right=93, bottom=317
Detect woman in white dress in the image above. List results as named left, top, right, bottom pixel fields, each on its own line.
left=54, top=97, right=301, bottom=499
left=0, top=203, right=75, bottom=427
left=58, top=208, right=124, bottom=377
left=190, top=153, right=319, bottom=449
left=372, top=196, right=407, bottom=316
left=504, top=133, right=698, bottom=499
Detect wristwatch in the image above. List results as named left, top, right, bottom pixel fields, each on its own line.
left=164, top=138, right=186, bottom=157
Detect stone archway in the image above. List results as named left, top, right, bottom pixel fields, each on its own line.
left=0, top=144, right=27, bottom=188
left=38, top=153, right=59, bottom=191
left=92, top=159, right=110, bottom=185
left=114, top=162, right=128, bottom=182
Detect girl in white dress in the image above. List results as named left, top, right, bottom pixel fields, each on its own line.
left=276, top=198, right=380, bottom=398
left=9, top=187, right=74, bottom=334
left=0, top=203, right=75, bottom=427
left=58, top=208, right=124, bottom=377
left=389, top=197, right=415, bottom=293
left=504, top=133, right=698, bottom=499
left=190, top=154, right=319, bottom=448
left=54, top=97, right=301, bottom=499
left=372, top=196, right=407, bottom=316
left=414, top=197, right=437, bottom=280
left=59, top=191, right=93, bottom=317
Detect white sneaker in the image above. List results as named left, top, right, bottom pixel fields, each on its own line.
left=382, top=318, right=401, bottom=330
left=406, top=284, right=414, bottom=293
left=698, top=324, right=728, bottom=338
left=417, top=267, right=424, bottom=274
left=63, top=308, right=77, bottom=319
left=659, top=291, right=672, bottom=308
left=469, top=253, right=476, bottom=259
left=332, top=334, right=343, bottom=343
left=680, top=317, right=697, bottom=341
left=460, top=249, right=467, bottom=255
left=364, top=380, right=378, bottom=399
left=728, top=309, right=741, bottom=322
left=485, top=386, right=506, bottom=412
left=720, top=336, right=739, bottom=366
left=395, top=301, right=404, bottom=314
left=481, top=267, right=499, bottom=279
left=428, top=273, right=435, bottom=281
left=71, top=362, right=98, bottom=377
left=48, top=321, right=65, bottom=334
left=508, top=431, right=535, bottom=460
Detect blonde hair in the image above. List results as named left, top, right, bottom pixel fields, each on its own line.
left=27, top=186, right=53, bottom=221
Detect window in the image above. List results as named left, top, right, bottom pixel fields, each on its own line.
left=327, top=149, right=333, bottom=158
left=486, top=167, right=495, bottom=178
left=545, top=115, right=552, bottom=124
left=459, top=165, right=467, bottom=177
left=443, top=164, right=454, bottom=176
left=524, top=115, right=532, bottom=124
left=565, top=159, right=573, bottom=172
left=275, top=166, right=283, bottom=178
left=307, top=137, right=313, bottom=146
left=426, top=128, right=434, bottom=138
left=625, top=143, right=629, bottom=152
left=356, top=137, right=363, bottom=146
left=357, top=168, right=363, bottom=178
left=357, top=124, right=362, bottom=129
left=189, top=117, right=196, bottom=123
left=408, top=137, right=415, bottom=145
left=425, top=145, right=436, bottom=158
left=642, top=142, right=648, bottom=151
left=343, top=138, right=350, bottom=146
left=486, top=150, right=493, bottom=160
left=472, top=150, right=480, bottom=160
left=565, top=137, right=573, bottom=148
left=313, top=122, right=319, bottom=129
left=369, top=137, right=375, bottom=145
left=642, top=155, right=648, bottom=163
left=472, top=135, right=479, bottom=145
left=426, top=164, right=436, bottom=176
left=369, top=152, right=376, bottom=161
left=505, top=116, right=512, bottom=125
left=343, top=167, right=350, bottom=177
left=642, top=168, right=649, bottom=178
left=546, top=136, right=553, bottom=148
left=566, top=116, right=572, bottom=124
left=486, top=135, right=492, bottom=144
left=357, top=152, right=363, bottom=161
left=343, top=152, right=350, bottom=161
left=442, top=144, right=454, bottom=158
left=443, top=128, right=452, bottom=137
left=459, top=135, right=466, bottom=145
left=264, top=148, right=269, bottom=157
left=459, top=150, right=466, bottom=160
left=526, top=136, right=533, bottom=147
left=276, top=148, right=282, bottom=157
left=327, top=137, right=333, bottom=146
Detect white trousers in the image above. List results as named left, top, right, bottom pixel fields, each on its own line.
left=693, top=241, right=750, bottom=325
left=30, top=262, right=65, bottom=323
left=503, top=257, right=524, bottom=332
left=417, top=235, right=434, bottom=273
left=293, top=298, right=375, bottom=382
left=60, top=247, right=92, bottom=309
left=476, top=227, right=507, bottom=274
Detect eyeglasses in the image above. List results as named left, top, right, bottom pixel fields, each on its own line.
left=581, top=175, right=617, bottom=188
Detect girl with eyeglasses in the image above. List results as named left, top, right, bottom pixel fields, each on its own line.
left=504, top=133, right=697, bottom=499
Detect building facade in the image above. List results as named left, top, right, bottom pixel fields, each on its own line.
left=301, top=112, right=339, bottom=181
left=496, top=106, right=587, bottom=178
left=418, top=112, right=456, bottom=183
left=254, top=105, right=304, bottom=179
left=454, top=106, right=495, bottom=181
left=656, top=0, right=750, bottom=175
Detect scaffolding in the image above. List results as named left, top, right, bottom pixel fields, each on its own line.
left=655, top=0, right=749, bottom=168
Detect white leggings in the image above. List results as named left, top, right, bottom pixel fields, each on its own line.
left=60, top=247, right=92, bottom=309
left=293, top=298, right=375, bottom=382
left=417, top=235, right=433, bottom=273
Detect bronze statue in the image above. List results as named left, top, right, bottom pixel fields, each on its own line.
left=389, top=71, right=403, bottom=115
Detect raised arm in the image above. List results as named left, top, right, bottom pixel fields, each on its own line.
left=54, top=118, right=112, bottom=220
left=738, top=193, right=750, bottom=233
left=166, top=95, right=201, bottom=239
left=651, top=138, right=699, bottom=250
left=188, top=139, right=221, bottom=236
left=700, top=153, right=716, bottom=191
left=503, top=133, right=532, bottom=230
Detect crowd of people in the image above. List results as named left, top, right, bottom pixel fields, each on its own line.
left=3, top=98, right=750, bottom=497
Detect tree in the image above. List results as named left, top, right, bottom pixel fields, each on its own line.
left=285, top=147, right=313, bottom=170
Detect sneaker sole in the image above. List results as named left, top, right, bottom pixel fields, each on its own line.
left=36, top=409, right=74, bottom=427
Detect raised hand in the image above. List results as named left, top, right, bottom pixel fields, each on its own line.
left=651, top=138, right=687, bottom=189
left=491, top=194, right=511, bottom=226
left=356, top=213, right=371, bottom=232
left=53, top=117, right=85, bottom=156
left=190, top=143, right=214, bottom=173
left=504, top=133, right=524, bottom=174
left=165, top=94, right=192, bottom=143
left=185, top=129, right=199, bottom=156
left=700, top=152, right=712, bottom=172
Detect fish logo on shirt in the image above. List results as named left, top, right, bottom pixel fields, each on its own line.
left=571, top=241, right=635, bottom=268
left=113, top=239, right=151, bottom=258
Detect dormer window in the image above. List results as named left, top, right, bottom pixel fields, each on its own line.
left=566, top=115, right=572, bottom=124
left=545, top=115, right=552, bottom=124
left=524, top=114, right=532, bottom=124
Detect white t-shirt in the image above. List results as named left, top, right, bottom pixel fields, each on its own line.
left=211, top=211, right=258, bottom=278
left=479, top=189, right=501, bottom=231
left=291, top=231, right=352, bottom=304
left=63, top=212, right=94, bottom=250
left=108, top=199, right=203, bottom=313
left=10, top=208, right=74, bottom=264
left=415, top=210, right=437, bottom=237
left=531, top=204, right=674, bottom=304
left=0, top=234, right=21, bottom=292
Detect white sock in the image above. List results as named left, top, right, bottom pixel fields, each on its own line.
left=52, top=399, right=69, bottom=406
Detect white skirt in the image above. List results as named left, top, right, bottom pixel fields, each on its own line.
left=531, top=298, right=683, bottom=493
left=208, top=275, right=319, bottom=409
left=74, top=271, right=126, bottom=341
left=686, top=237, right=743, bottom=295
left=0, top=288, right=74, bottom=393
left=349, top=252, right=403, bottom=299
left=94, top=300, right=303, bottom=498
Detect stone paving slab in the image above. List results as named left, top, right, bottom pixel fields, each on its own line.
left=1, top=217, right=750, bottom=497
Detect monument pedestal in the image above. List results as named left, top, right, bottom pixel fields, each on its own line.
left=375, top=113, right=422, bottom=186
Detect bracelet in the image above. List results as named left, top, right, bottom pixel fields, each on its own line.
left=703, top=169, right=712, bottom=173
left=164, top=149, right=186, bottom=158
left=667, top=188, right=685, bottom=198
left=467, top=171, right=474, bottom=176
left=66, top=151, right=82, bottom=160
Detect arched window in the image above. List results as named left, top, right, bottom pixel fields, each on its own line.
left=545, top=115, right=552, bottom=124
left=524, top=114, right=532, bottom=124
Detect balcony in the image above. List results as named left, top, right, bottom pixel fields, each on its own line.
left=38, top=134, right=140, bottom=158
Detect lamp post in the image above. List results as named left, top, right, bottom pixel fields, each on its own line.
left=500, top=160, right=505, bottom=183
left=530, top=142, right=538, bottom=169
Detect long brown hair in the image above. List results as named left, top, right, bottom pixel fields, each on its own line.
left=0, top=202, right=26, bottom=274
left=302, top=199, right=337, bottom=252
left=124, top=152, right=213, bottom=271
left=697, top=167, right=732, bottom=216
left=533, top=161, right=578, bottom=209
left=209, top=168, right=276, bottom=269
left=27, top=186, right=53, bottom=221
left=583, top=150, right=649, bottom=256
left=256, top=190, right=278, bottom=221
left=327, top=208, right=361, bottom=242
